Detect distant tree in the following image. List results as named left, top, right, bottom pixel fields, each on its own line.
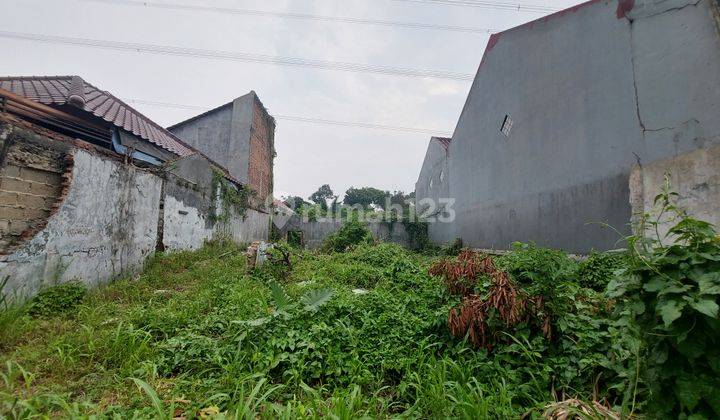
left=283, top=195, right=309, bottom=209
left=389, top=191, right=412, bottom=207
left=343, top=187, right=390, bottom=209
left=309, top=184, right=336, bottom=210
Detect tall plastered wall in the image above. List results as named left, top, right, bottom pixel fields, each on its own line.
left=442, top=0, right=720, bottom=253
left=0, top=117, right=270, bottom=299
left=415, top=138, right=453, bottom=245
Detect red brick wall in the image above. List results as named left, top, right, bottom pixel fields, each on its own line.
left=247, top=99, right=275, bottom=200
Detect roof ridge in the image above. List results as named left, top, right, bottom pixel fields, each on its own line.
left=0, top=75, right=75, bottom=81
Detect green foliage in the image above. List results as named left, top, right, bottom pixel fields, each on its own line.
left=283, top=195, right=310, bottom=209
left=308, top=184, right=336, bottom=210
left=608, top=176, right=720, bottom=418
left=578, top=251, right=626, bottom=291
left=0, top=221, right=691, bottom=418
left=26, top=282, right=86, bottom=317
left=321, top=218, right=374, bottom=252
left=211, top=170, right=254, bottom=222
left=343, top=186, right=389, bottom=209
left=499, top=242, right=580, bottom=314
left=402, top=220, right=431, bottom=250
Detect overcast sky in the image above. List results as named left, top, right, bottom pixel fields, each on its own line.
left=0, top=0, right=580, bottom=200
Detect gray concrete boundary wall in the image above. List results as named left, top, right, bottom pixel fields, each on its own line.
left=277, top=216, right=412, bottom=249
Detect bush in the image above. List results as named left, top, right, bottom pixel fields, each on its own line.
left=321, top=218, right=373, bottom=253
left=609, top=179, right=720, bottom=418
left=27, top=282, right=86, bottom=317
left=578, top=251, right=625, bottom=291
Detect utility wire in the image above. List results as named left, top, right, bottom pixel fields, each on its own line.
left=83, top=0, right=497, bottom=34
left=0, top=31, right=475, bottom=81
left=391, top=0, right=560, bottom=13
left=129, top=99, right=452, bottom=136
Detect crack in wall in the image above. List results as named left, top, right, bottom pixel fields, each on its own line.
left=626, top=0, right=704, bottom=137
left=631, top=0, right=702, bottom=19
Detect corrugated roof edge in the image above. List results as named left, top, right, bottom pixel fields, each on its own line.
left=78, top=77, right=199, bottom=156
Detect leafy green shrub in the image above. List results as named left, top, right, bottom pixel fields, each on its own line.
left=609, top=179, right=720, bottom=418
left=578, top=251, right=626, bottom=291
left=321, top=218, right=373, bottom=252
left=27, top=282, right=86, bottom=317
left=499, top=242, right=580, bottom=315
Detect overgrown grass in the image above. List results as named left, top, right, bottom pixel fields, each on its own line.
left=1, top=240, right=626, bottom=418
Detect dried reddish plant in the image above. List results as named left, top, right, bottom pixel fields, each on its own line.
left=434, top=250, right=553, bottom=349
left=429, top=250, right=494, bottom=296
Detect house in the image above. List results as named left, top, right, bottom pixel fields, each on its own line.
left=0, top=76, right=275, bottom=298
left=415, top=0, right=720, bottom=253
left=168, top=92, right=276, bottom=201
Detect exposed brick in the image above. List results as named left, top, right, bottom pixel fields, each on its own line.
left=29, top=180, right=60, bottom=197
left=9, top=220, right=29, bottom=235
left=19, top=167, right=59, bottom=184
left=1, top=178, right=32, bottom=194
left=0, top=191, right=20, bottom=207
left=24, top=207, right=50, bottom=221
left=1, top=165, right=22, bottom=178
left=15, top=192, right=46, bottom=210
left=0, top=206, right=25, bottom=219
left=0, top=220, right=9, bottom=234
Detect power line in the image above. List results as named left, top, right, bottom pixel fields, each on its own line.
left=129, top=99, right=452, bottom=136
left=0, top=31, right=475, bottom=81
left=83, top=0, right=497, bottom=34
left=391, top=0, right=560, bottom=13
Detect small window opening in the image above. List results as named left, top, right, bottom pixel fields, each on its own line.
left=500, top=115, right=513, bottom=137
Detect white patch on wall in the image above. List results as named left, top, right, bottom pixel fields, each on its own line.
left=163, top=195, right=213, bottom=251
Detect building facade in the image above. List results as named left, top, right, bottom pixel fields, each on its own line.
left=416, top=0, right=720, bottom=253
left=168, top=92, right=276, bottom=201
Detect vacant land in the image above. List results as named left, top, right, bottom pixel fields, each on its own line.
left=1, top=202, right=719, bottom=419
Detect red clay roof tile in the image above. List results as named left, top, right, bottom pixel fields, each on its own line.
left=0, top=75, right=194, bottom=156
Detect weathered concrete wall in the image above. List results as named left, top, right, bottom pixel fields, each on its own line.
left=215, top=207, right=270, bottom=244
left=161, top=153, right=270, bottom=250
left=162, top=154, right=215, bottom=251
left=0, top=148, right=162, bottom=298
left=279, top=216, right=412, bottom=249
left=439, top=0, right=720, bottom=253
left=630, top=143, right=720, bottom=239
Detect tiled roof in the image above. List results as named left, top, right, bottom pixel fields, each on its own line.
left=0, top=76, right=194, bottom=156
left=433, top=136, right=452, bottom=151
